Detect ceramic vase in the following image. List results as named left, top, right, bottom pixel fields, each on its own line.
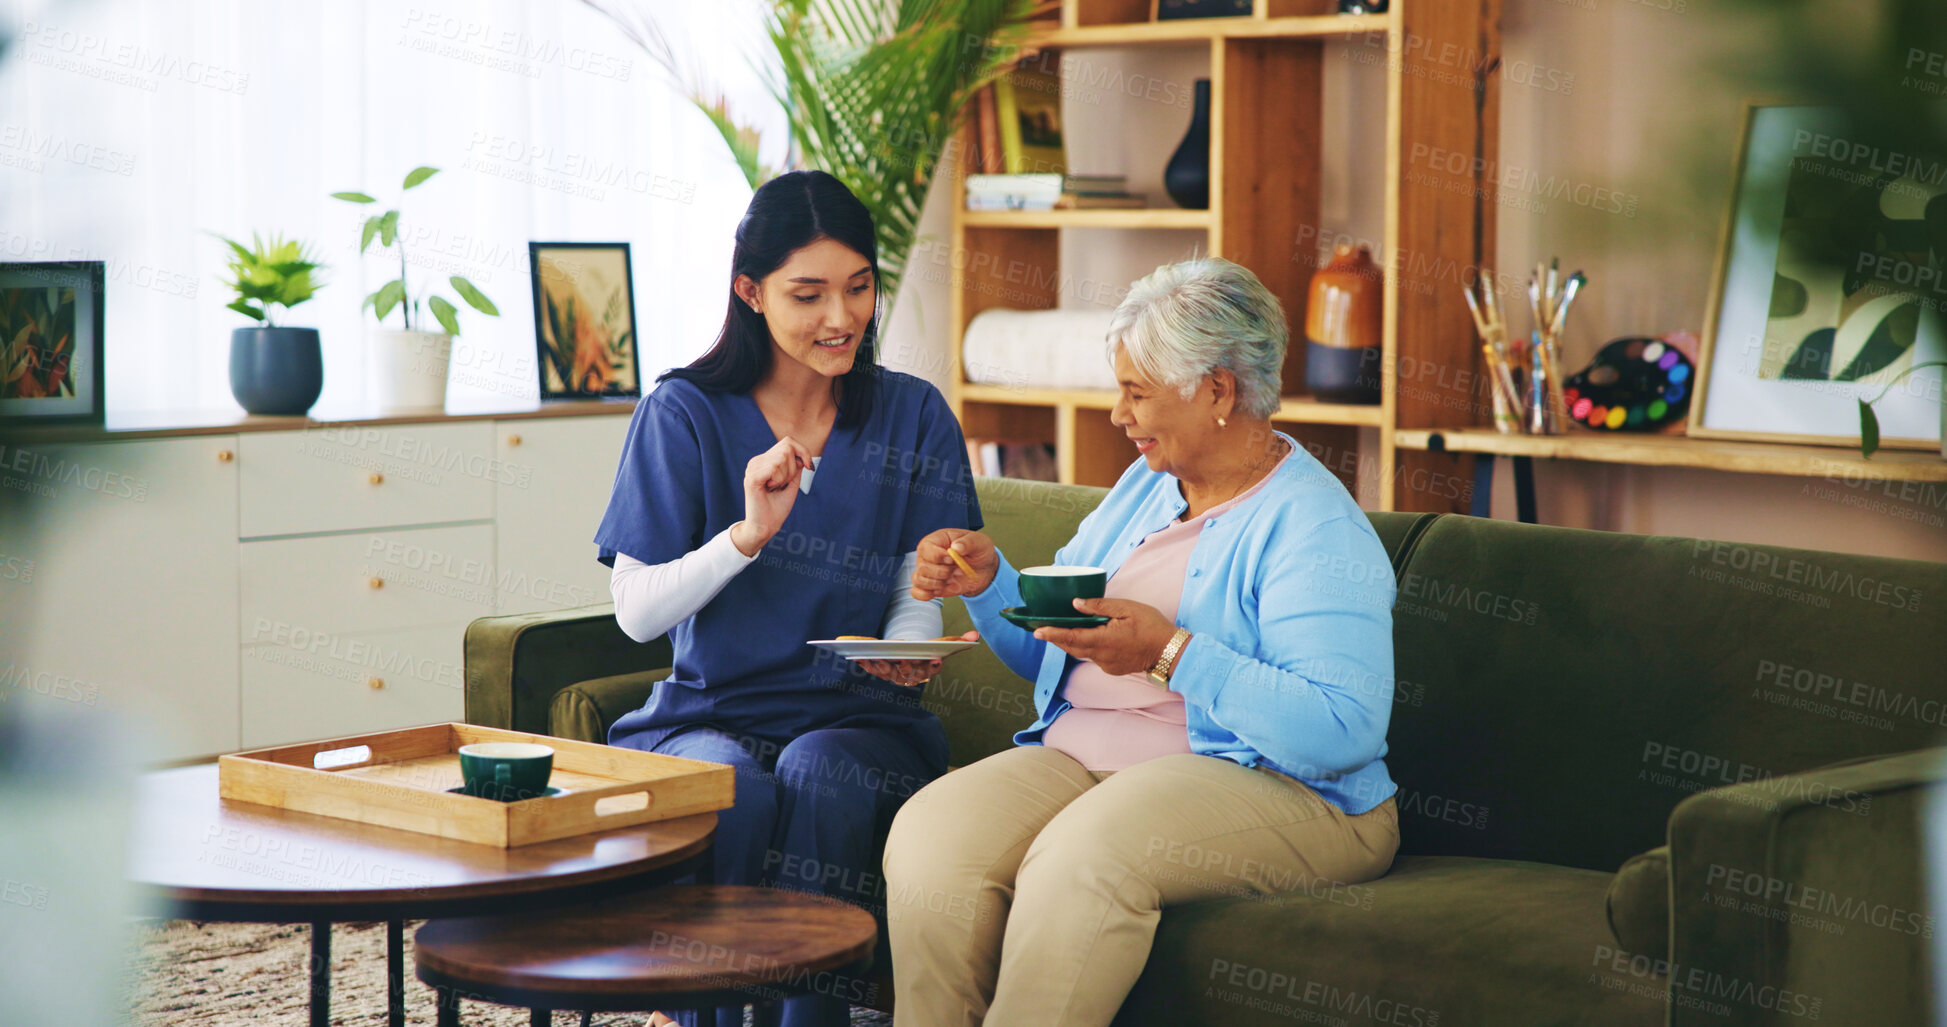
left=1163, top=79, right=1212, bottom=211
left=1303, top=244, right=1385, bottom=404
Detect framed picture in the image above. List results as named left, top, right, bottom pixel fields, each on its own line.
left=528, top=242, right=640, bottom=400
left=0, top=261, right=105, bottom=426
left=1691, top=103, right=1946, bottom=448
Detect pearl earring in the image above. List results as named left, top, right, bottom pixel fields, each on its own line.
left=1216, top=416, right=1227, bottom=429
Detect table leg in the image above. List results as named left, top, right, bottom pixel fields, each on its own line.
left=388, top=919, right=406, bottom=1027
left=580, top=1012, right=593, bottom=1027
left=309, top=922, right=331, bottom=1027
left=437, top=984, right=460, bottom=1027
left=1512, top=455, right=1537, bottom=524
left=1470, top=455, right=1495, bottom=518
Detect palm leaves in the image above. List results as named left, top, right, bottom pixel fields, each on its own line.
left=211, top=232, right=325, bottom=327
left=582, top=0, right=1041, bottom=299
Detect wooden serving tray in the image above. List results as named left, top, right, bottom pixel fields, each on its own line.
left=217, top=723, right=734, bottom=848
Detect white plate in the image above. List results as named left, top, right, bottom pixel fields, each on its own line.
left=808, top=639, right=979, bottom=661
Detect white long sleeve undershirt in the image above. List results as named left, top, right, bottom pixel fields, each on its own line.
left=608, top=458, right=943, bottom=644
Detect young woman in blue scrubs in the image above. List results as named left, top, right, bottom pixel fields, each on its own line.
left=593, top=170, right=981, bottom=1027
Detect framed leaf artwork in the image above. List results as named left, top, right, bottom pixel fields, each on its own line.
left=528, top=242, right=640, bottom=400
left=0, top=261, right=105, bottom=425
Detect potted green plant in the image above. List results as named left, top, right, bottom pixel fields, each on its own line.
left=214, top=232, right=327, bottom=415
left=332, top=166, right=498, bottom=409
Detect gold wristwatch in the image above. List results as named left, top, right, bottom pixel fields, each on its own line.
left=1147, top=627, right=1193, bottom=688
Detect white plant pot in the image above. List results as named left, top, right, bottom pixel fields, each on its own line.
left=367, top=329, right=452, bottom=410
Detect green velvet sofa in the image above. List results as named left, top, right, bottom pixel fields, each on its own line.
left=464, top=476, right=1947, bottom=1025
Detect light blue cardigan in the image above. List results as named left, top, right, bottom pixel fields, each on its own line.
left=962, top=434, right=1399, bottom=815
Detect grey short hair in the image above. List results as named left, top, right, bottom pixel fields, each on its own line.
left=1105, top=257, right=1287, bottom=419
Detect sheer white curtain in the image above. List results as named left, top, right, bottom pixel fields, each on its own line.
left=0, top=0, right=782, bottom=413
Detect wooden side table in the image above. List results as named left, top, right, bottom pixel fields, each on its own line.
left=131, top=765, right=716, bottom=1027
left=414, top=885, right=879, bottom=1023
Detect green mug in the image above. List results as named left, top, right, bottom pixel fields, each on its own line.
left=1017, top=565, right=1107, bottom=618
left=458, top=742, right=554, bottom=801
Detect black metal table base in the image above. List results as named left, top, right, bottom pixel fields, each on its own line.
left=306, top=920, right=407, bottom=1027
left=427, top=965, right=869, bottom=1026
left=246, top=844, right=709, bottom=1027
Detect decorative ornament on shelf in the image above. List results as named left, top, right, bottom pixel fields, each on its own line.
left=1302, top=244, right=1384, bottom=404
left=212, top=233, right=327, bottom=416
left=1338, top=0, right=1388, bottom=12
left=1163, top=79, right=1211, bottom=210
left=331, top=166, right=499, bottom=410
left=1561, top=336, right=1694, bottom=433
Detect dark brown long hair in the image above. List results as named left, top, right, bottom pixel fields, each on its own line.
left=659, top=170, right=881, bottom=428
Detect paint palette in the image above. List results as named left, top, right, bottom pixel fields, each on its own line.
left=1561, top=336, right=1693, bottom=432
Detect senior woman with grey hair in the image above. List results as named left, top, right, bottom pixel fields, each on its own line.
left=887, top=257, right=1400, bottom=1026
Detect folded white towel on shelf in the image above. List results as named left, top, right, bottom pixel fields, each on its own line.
left=961, top=307, right=1119, bottom=392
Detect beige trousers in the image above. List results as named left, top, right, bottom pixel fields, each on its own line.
left=883, top=746, right=1399, bottom=1027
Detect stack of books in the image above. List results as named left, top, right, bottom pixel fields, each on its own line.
left=964, top=60, right=1144, bottom=211
left=965, top=173, right=1143, bottom=211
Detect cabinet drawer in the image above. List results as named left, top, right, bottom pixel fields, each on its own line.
left=240, top=624, right=465, bottom=748
left=239, top=423, right=496, bottom=537
left=242, top=524, right=496, bottom=641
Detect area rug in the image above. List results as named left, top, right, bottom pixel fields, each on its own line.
left=133, top=920, right=894, bottom=1026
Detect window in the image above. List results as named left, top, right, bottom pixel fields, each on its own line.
left=0, top=0, right=781, bottom=412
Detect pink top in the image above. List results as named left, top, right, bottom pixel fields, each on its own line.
left=1044, top=448, right=1291, bottom=771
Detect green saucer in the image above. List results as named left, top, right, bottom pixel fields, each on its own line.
left=999, top=606, right=1110, bottom=630
left=448, top=784, right=566, bottom=802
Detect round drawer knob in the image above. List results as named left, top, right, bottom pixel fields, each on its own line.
left=507, top=434, right=522, bottom=447
left=368, top=471, right=384, bottom=485
left=367, top=677, right=386, bottom=690
left=368, top=576, right=384, bottom=590
left=216, top=450, right=234, bottom=463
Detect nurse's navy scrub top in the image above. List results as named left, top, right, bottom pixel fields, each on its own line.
left=592, top=369, right=982, bottom=760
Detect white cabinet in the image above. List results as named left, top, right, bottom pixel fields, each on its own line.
left=492, top=415, right=629, bottom=615
left=0, top=435, right=240, bottom=758
left=238, top=422, right=496, bottom=537
left=240, top=623, right=465, bottom=748
left=240, top=524, right=498, bottom=641
left=237, top=524, right=494, bottom=747
left=2, top=410, right=631, bottom=761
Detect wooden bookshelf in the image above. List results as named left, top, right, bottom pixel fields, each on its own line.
left=947, top=0, right=1501, bottom=509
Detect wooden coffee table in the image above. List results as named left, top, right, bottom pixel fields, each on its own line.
left=130, top=764, right=716, bottom=1027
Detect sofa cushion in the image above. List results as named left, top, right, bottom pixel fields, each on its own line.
left=1606, top=845, right=1669, bottom=960
left=1116, top=855, right=1664, bottom=1027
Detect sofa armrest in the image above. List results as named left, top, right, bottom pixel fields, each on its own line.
left=1662, top=746, right=1944, bottom=1026
left=549, top=668, right=672, bottom=743
left=463, top=603, right=674, bottom=737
